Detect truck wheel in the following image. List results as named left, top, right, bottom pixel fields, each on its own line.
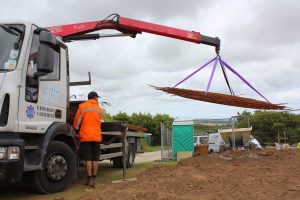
left=112, top=144, right=135, bottom=168
left=126, top=144, right=135, bottom=168
left=31, top=141, right=76, bottom=194
left=112, top=156, right=123, bottom=168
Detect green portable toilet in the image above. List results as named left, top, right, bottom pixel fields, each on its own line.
left=172, top=120, right=194, bottom=160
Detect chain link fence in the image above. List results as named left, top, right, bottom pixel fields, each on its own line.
left=160, top=121, right=174, bottom=160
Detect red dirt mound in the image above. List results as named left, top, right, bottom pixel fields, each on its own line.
left=79, top=149, right=300, bottom=200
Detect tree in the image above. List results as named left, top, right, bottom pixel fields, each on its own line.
left=103, top=112, right=114, bottom=122
left=113, top=112, right=130, bottom=123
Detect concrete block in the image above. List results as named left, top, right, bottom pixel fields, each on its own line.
left=177, top=151, right=193, bottom=161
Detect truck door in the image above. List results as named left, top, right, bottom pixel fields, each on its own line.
left=18, top=26, right=67, bottom=133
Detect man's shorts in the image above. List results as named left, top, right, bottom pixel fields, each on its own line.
left=79, top=142, right=101, bottom=161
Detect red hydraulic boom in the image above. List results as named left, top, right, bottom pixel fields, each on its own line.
left=48, top=14, right=220, bottom=53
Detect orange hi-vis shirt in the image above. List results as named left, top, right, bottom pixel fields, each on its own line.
left=73, top=99, right=103, bottom=142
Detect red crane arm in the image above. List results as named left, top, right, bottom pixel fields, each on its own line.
left=47, top=14, right=220, bottom=53
left=119, top=16, right=201, bottom=44
left=48, top=20, right=117, bottom=37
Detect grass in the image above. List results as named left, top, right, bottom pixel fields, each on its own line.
left=141, top=139, right=161, bottom=152
left=0, top=161, right=177, bottom=200
left=143, top=145, right=161, bottom=152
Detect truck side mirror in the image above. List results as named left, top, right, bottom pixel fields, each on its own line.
left=36, top=31, right=57, bottom=75
left=37, top=44, right=55, bottom=74
left=39, top=31, right=57, bottom=47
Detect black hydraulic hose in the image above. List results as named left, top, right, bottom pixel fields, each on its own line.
left=219, top=57, right=234, bottom=95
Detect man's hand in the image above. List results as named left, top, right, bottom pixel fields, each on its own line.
left=75, top=130, right=80, bottom=139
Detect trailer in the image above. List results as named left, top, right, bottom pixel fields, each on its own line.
left=68, top=101, right=147, bottom=168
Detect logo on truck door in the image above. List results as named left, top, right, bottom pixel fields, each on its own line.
left=26, top=105, right=35, bottom=119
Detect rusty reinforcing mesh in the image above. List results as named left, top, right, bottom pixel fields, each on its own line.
left=153, top=86, right=287, bottom=110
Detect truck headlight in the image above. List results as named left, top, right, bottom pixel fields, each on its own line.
left=0, top=147, right=7, bottom=159
left=7, top=146, right=20, bottom=160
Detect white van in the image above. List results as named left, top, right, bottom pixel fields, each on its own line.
left=208, top=133, right=226, bottom=153
left=194, top=135, right=208, bottom=146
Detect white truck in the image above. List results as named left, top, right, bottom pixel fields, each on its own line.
left=0, top=14, right=220, bottom=193
left=208, top=127, right=253, bottom=152
left=208, top=133, right=225, bottom=153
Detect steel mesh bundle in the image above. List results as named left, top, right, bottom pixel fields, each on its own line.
left=153, top=86, right=287, bottom=110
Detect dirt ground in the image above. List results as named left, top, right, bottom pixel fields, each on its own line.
left=79, top=149, right=300, bottom=200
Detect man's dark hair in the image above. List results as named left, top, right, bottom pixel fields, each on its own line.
left=88, top=91, right=99, bottom=100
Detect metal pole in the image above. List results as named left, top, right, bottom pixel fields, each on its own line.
left=233, top=119, right=236, bottom=149
left=166, top=128, right=171, bottom=160
left=160, top=122, right=164, bottom=160
left=229, top=116, right=234, bottom=149
left=247, top=117, right=250, bottom=128
left=122, top=126, right=127, bottom=180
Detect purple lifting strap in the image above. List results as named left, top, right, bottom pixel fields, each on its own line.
left=172, top=55, right=270, bottom=103
left=205, top=56, right=219, bottom=94
left=173, top=56, right=218, bottom=87
left=220, top=59, right=271, bottom=103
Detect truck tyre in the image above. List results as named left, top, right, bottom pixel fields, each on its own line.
left=112, top=144, right=135, bottom=168
left=30, top=141, right=76, bottom=194
left=219, top=145, right=226, bottom=153
left=112, top=156, right=123, bottom=168
left=126, top=144, right=135, bottom=168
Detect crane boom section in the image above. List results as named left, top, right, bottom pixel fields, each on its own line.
left=47, top=14, right=220, bottom=52
left=48, top=20, right=116, bottom=37
left=118, top=16, right=201, bottom=43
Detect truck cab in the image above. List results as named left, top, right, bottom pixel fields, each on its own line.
left=0, top=22, right=69, bottom=134
left=0, top=21, right=75, bottom=192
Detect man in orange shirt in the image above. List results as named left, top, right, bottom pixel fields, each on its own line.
left=73, top=91, right=102, bottom=188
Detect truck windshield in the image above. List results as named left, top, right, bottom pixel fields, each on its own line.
left=0, top=24, right=24, bottom=72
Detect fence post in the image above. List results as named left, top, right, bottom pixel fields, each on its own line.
left=122, top=125, right=127, bottom=180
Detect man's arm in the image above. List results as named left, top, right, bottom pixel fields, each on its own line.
left=99, top=106, right=103, bottom=122
left=73, top=105, right=83, bottom=131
